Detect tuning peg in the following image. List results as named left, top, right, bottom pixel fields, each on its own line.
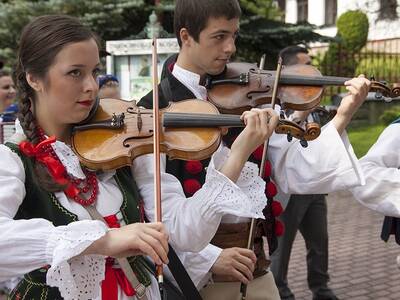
left=300, top=139, right=308, bottom=148
left=375, top=91, right=383, bottom=99
left=287, top=132, right=293, bottom=142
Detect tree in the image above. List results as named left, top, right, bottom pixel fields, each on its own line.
left=240, top=0, right=283, bottom=20
left=0, top=0, right=326, bottom=70
left=0, top=0, right=150, bottom=68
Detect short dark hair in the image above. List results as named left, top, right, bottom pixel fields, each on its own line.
left=279, top=46, right=309, bottom=65
left=174, top=0, right=241, bottom=47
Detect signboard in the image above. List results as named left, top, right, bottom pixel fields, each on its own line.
left=106, top=38, right=179, bottom=101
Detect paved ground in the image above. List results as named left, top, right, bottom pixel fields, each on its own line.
left=1, top=191, right=399, bottom=300
left=286, top=190, right=400, bottom=300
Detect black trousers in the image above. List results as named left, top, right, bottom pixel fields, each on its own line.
left=270, top=194, right=330, bottom=298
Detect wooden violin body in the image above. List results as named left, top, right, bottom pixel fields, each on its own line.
left=208, top=62, right=324, bottom=113
left=72, top=99, right=224, bottom=170
left=206, top=62, right=400, bottom=114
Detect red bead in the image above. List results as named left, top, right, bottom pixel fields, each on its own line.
left=183, top=179, right=202, bottom=196
left=185, top=160, right=203, bottom=175
left=83, top=187, right=89, bottom=193
left=252, top=144, right=264, bottom=161
left=265, top=181, right=278, bottom=198
left=271, top=200, right=283, bottom=217
left=263, top=160, right=272, bottom=178
left=275, top=220, right=285, bottom=236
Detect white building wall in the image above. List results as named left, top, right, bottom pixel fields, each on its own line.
left=308, top=0, right=325, bottom=26
left=285, top=0, right=298, bottom=23
left=285, top=0, right=400, bottom=41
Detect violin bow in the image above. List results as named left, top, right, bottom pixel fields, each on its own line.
left=240, top=57, right=283, bottom=300
left=151, top=37, right=165, bottom=298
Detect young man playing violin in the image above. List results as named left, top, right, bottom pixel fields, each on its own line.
left=139, top=0, right=370, bottom=299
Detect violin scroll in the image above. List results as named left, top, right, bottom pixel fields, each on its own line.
left=370, top=80, right=400, bottom=101
left=275, top=119, right=321, bottom=148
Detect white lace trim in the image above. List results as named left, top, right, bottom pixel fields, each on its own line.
left=236, top=162, right=268, bottom=216
left=46, top=220, right=108, bottom=300
left=205, top=146, right=267, bottom=219
left=52, top=141, right=86, bottom=179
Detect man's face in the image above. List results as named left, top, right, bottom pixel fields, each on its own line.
left=185, top=17, right=239, bottom=76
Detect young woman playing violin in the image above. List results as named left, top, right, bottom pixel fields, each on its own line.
left=0, top=15, right=280, bottom=300
left=139, top=1, right=371, bottom=299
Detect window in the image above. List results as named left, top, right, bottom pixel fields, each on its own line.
left=378, top=0, right=398, bottom=20
left=297, top=0, right=308, bottom=23
left=325, top=0, right=337, bottom=25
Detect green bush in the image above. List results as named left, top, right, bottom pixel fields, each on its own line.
left=321, top=10, right=369, bottom=77
left=336, top=10, right=369, bottom=52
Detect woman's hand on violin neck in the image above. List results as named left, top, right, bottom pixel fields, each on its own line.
left=220, top=108, right=278, bottom=182
left=82, top=222, right=169, bottom=265
left=334, top=75, right=371, bottom=134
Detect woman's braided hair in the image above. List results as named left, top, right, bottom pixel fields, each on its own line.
left=14, top=15, right=99, bottom=191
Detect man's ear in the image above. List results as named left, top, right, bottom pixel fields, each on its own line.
left=26, top=73, right=43, bottom=92
left=179, top=28, right=192, bottom=47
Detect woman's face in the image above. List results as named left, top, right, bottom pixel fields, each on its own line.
left=33, top=38, right=100, bottom=128
left=0, top=76, right=16, bottom=111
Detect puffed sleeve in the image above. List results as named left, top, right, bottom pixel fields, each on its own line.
left=132, top=144, right=267, bottom=252
left=350, top=124, right=400, bottom=216
left=0, top=145, right=108, bottom=300
left=269, top=121, right=365, bottom=194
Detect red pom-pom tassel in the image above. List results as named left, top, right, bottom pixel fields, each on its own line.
left=183, top=179, right=202, bottom=196
left=263, top=160, right=272, bottom=178
left=275, top=220, right=285, bottom=236
left=252, top=144, right=264, bottom=161
left=271, top=200, right=283, bottom=217
left=185, top=160, right=203, bottom=175
left=265, top=181, right=278, bottom=198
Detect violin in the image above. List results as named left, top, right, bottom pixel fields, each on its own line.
left=71, top=98, right=320, bottom=171
left=205, top=62, right=400, bottom=113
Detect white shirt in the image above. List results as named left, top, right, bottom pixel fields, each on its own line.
left=172, top=64, right=208, bottom=100
left=350, top=123, right=400, bottom=216
left=148, top=62, right=365, bottom=288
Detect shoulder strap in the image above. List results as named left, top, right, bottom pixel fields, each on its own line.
left=167, top=245, right=203, bottom=299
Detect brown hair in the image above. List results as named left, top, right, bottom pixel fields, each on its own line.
left=174, top=0, right=241, bottom=47
left=14, top=14, right=99, bottom=192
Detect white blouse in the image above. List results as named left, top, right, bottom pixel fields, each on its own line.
left=351, top=123, right=400, bottom=217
